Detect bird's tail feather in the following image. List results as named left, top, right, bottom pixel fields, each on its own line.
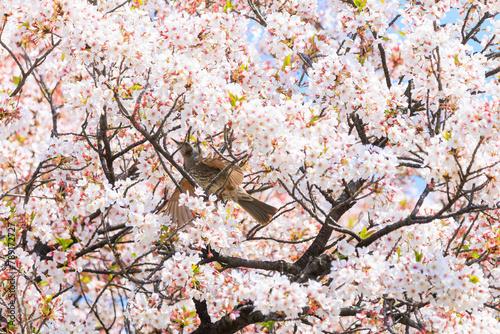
left=237, top=197, right=277, bottom=226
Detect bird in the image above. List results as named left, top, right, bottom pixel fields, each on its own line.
left=161, top=140, right=278, bottom=227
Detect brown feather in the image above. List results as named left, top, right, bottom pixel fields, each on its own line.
left=236, top=197, right=278, bottom=226
left=201, top=157, right=244, bottom=188
left=161, top=178, right=196, bottom=227
left=172, top=141, right=276, bottom=226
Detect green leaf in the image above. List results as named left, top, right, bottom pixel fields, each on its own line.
left=359, top=227, right=368, bottom=239
left=43, top=294, right=54, bottom=304
left=282, top=54, right=291, bottom=71
left=358, top=227, right=374, bottom=239
left=228, top=91, right=246, bottom=107
left=13, top=76, right=21, bottom=85
left=360, top=55, right=367, bottom=66
left=192, top=264, right=200, bottom=275
left=414, top=249, right=423, bottom=262
left=469, top=275, right=479, bottom=284
left=228, top=91, right=236, bottom=107
left=353, top=0, right=366, bottom=9
left=397, top=31, right=406, bottom=37
left=397, top=247, right=401, bottom=258
left=28, top=211, right=36, bottom=223
left=7, top=323, right=18, bottom=332
left=223, top=0, right=233, bottom=13
left=7, top=201, right=14, bottom=214
left=260, top=320, right=276, bottom=330
left=18, top=22, right=30, bottom=29
left=55, top=237, right=73, bottom=250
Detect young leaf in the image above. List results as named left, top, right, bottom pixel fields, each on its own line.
left=55, top=237, right=73, bottom=250
left=469, top=275, right=479, bottom=283
left=223, top=0, right=233, bottom=13
left=414, top=249, right=423, bottom=262
left=282, top=54, right=291, bottom=71
left=359, top=227, right=374, bottom=239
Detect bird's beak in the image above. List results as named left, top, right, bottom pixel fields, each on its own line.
left=171, top=139, right=183, bottom=156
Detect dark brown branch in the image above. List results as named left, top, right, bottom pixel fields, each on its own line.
left=199, top=248, right=299, bottom=275
left=192, top=301, right=269, bottom=334
left=351, top=113, right=369, bottom=145
left=443, top=218, right=465, bottom=257
left=193, top=299, right=212, bottom=327
left=486, top=66, right=500, bottom=78
left=371, top=29, right=392, bottom=89
left=247, top=0, right=267, bottom=27
left=294, top=179, right=364, bottom=270
left=111, top=137, right=148, bottom=161
left=105, top=0, right=132, bottom=14
left=410, top=183, right=432, bottom=218
left=462, top=11, right=492, bottom=45
left=377, top=42, right=392, bottom=89
left=455, top=213, right=479, bottom=257
left=75, top=227, right=132, bottom=258
left=97, top=112, right=116, bottom=185
left=357, top=202, right=495, bottom=248
left=8, top=39, right=61, bottom=97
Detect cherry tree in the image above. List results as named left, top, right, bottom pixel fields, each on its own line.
left=1, top=0, right=500, bottom=333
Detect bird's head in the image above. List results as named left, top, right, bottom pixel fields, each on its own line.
left=173, top=139, right=195, bottom=158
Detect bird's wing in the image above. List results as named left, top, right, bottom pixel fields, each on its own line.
left=160, top=178, right=196, bottom=227
left=202, top=156, right=244, bottom=188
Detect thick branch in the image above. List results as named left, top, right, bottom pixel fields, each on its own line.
left=192, top=302, right=267, bottom=334
left=294, top=180, right=364, bottom=269
left=200, top=248, right=299, bottom=275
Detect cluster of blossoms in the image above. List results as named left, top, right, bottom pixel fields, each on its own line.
left=1, top=0, right=500, bottom=333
